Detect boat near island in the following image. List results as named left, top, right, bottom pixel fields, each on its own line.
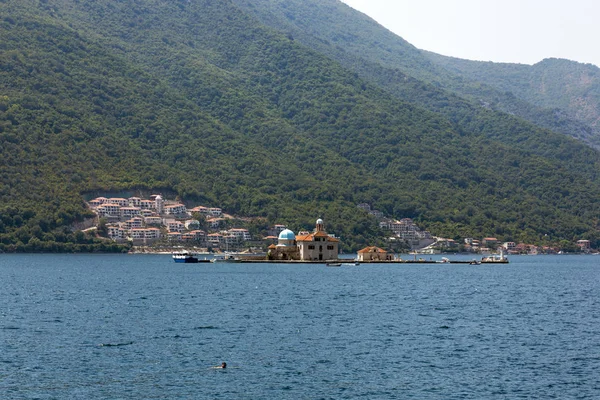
left=172, top=251, right=210, bottom=263
left=480, top=250, right=509, bottom=264
left=210, top=253, right=241, bottom=263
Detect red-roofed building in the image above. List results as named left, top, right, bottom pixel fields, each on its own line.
left=145, top=228, right=161, bottom=239
left=207, top=233, right=223, bottom=248
left=357, top=246, right=393, bottom=262
left=266, top=219, right=340, bottom=261
left=482, top=237, right=499, bottom=246
left=295, top=219, right=339, bottom=261
left=88, top=197, right=107, bottom=208
left=108, top=198, right=129, bottom=207
left=577, top=240, right=591, bottom=252
left=164, top=204, right=187, bottom=216
left=167, top=232, right=182, bottom=241
left=97, top=204, right=121, bottom=217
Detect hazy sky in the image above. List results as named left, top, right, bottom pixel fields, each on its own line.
left=341, top=0, right=599, bottom=67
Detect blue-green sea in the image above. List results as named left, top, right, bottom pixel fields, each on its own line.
left=1, top=254, right=599, bottom=399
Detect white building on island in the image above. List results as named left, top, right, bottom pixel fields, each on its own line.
left=296, top=219, right=339, bottom=261
left=267, top=218, right=339, bottom=261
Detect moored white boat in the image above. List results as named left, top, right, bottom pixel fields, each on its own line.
left=172, top=251, right=210, bottom=263
left=210, top=254, right=240, bottom=263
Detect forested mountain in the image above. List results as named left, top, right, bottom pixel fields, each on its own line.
left=423, top=54, right=600, bottom=146
left=233, top=0, right=600, bottom=148
left=1, top=0, right=600, bottom=251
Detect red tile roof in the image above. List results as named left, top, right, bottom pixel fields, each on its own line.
left=357, top=246, right=387, bottom=254
left=296, top=232, right=339, bottom=242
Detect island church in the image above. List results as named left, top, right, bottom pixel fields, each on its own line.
left=268, top=219, right=340, bottom=261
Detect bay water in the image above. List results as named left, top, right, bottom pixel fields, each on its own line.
left=1, top=254, right=599, bottom=399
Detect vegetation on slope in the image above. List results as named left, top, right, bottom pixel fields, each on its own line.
left=233, top=0, right=600, bottom=148
left=1, top=0, right=600, bottom=251
left=424, top=54, right=600, bottom=146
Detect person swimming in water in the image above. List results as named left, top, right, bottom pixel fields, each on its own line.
left=210, top=361, right=227, bottom=369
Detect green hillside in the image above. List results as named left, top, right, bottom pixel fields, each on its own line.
left=232, top=0, right=600, bottom=148
left=423, top=54, right=600, bottom=145
left=1, top=0, right=600, bottom=251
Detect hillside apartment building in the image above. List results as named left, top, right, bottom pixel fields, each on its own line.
left=88, top=196, right=248, bottom=248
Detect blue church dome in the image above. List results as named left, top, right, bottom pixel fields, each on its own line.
left=278, top=229, right=296, bottom=241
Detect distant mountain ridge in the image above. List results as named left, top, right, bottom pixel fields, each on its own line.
left=424, top=54, right=600, bottom=145
left=1, top=0, right=600, bottom=251
left=232, top=0, right=600, bottom=148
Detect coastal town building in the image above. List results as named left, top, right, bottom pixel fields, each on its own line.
left=357, top=246, right=393, bottom=262
left=96, top=203, right=121, bottom=218
left=107, top=225, right=124, bottom=239
left=223, top=234, right=237, bottom=249
left=167, top=232, right=182, bottom=241
left=296, top=219, right=340, bottom=261
left=181, top=232, right=195, bottom=241
left=152, top=195, right=164, bottom=214
left=128, top=197, right=142, bottom=207
left=88, top=197, right=106, bottom=208
left=188, top=206, right=222, bottom=217
left=88, top=195, right=251, bottom=247
left=187, top=230, right=206, bottom=241
left=165, top=220, right=184, bottom=233
left=140, top=200, right=154, bottom=209
left=435, top=238, right=458, bottom=249
left=120, top=207, right=141, bottom=218
left=124, top=217, right=143, bottom=230
left=145, top=216, right=163, bottom=225
left=379, top=218, right=433, bottom=249
left=208, top=207, right=222, bottom=217
left=108, top=198, right=129, bottom=207
left=164, top=204, right=187, bottom=216
left=268, top=219, right=340, bottom=261
left=268, top=224, right=287, bottom=237
left=268, top=229, right=300, bottom=260
left=207, top=233, right=223, bottom=248
left=482, top=237, right=499, bottom=247
left=140, top=209, right=155, bottom=217
left=502, top=241, right=516, bottom=249
left=189, top=206, right=208, bottom=214
left=229, top=228, right=252, bottom=242
left=131, top=228, right=147, bottom=240
left=144, top=228, right=161, bottom=239
left=379, top=218, right=432, bottom=241
left=577, top=240, right=591, bottom=252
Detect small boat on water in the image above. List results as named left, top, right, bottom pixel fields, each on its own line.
left=342, top=262, right=360, bottom=266
left=172, top=251, right=210, bottom=263
left=210, top=254, right=240, bottom=263
left=326, top=262, right=342, bottom=267
left=481, top=250, right=509, bottom=264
